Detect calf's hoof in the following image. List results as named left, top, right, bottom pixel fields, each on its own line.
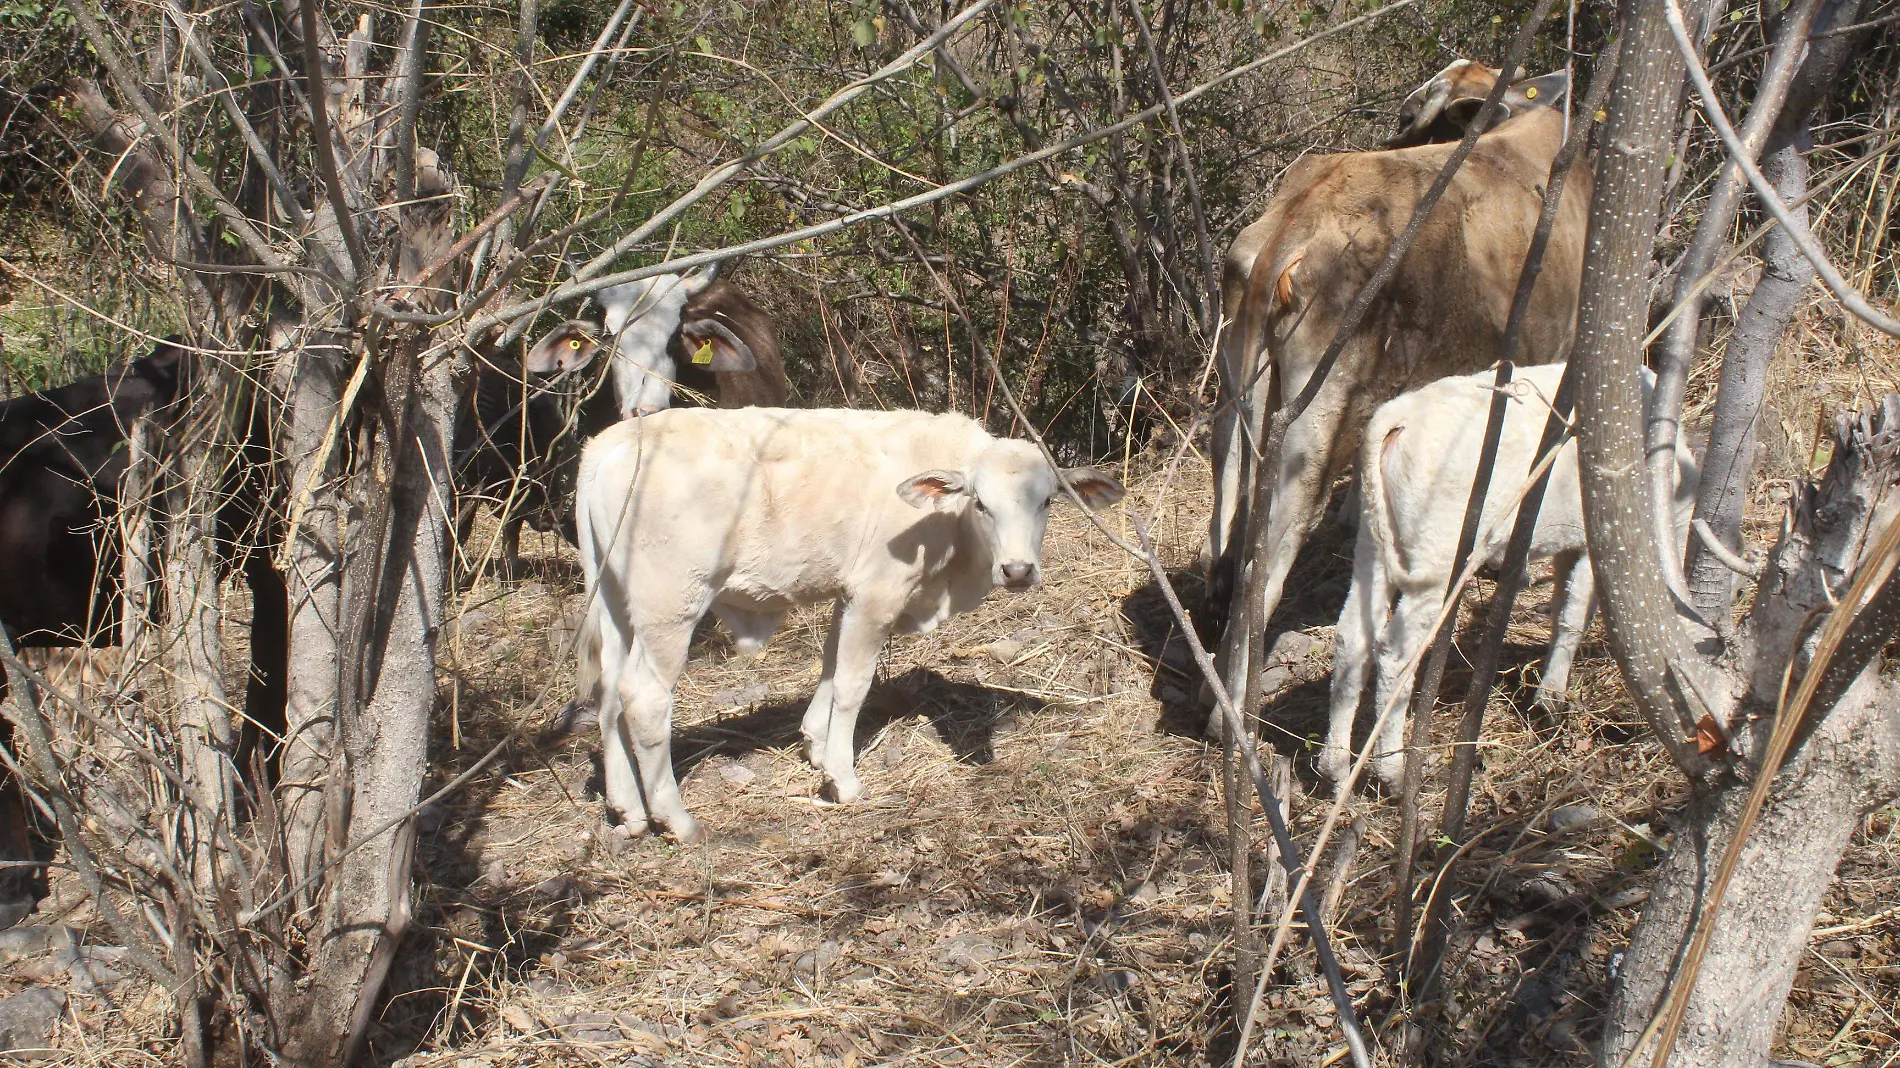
left=817, top=775, right=864, bottom=805
left=1372, top=752, right=1407, bottom=792
left=1316, top=746, right=1352, bottom=790
left=667, top=817, right=706, bottom=846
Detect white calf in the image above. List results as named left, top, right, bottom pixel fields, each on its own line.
left=1321, top=363, right=1699, bottom=789
left=574, top=408, right=1124, bottom=841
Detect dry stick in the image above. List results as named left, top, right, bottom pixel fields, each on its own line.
left=163, top=1, right=310, bottom=231
left=60, top=11, right=284, bottom=276
left=296, top=0, right=372, bottom=285
left=563, top=0, right=997, bottom=284
left=886, top=219, right=1373, bottom=1067
left=1399, top=51, right=1615, bottom=1008
left=1638, top=449, right=1900, bottom=1064
left=1644, top=0, right=1819, bottom=592
left=1127, top=0, right=1219, bottom=333
left=463, top=0, right=1423, bottom=335
left=1666, top=0, right=1900, bottom=338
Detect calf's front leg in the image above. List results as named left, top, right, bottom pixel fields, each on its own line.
left=800, top=599, right=894, bottom=804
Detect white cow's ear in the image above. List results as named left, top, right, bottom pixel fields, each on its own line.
left=897, top=470, right=967, bottom=510
left=1060, top=466, right=1126, bottom=509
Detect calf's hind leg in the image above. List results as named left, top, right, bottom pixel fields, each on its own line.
left=606, top=616, right=702, bottom=843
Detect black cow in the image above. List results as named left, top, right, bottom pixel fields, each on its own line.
left=0, top=337, right=287, bottom=928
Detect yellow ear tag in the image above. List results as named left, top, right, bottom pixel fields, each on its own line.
left=1595, top=109, right=1608, bottom=122
left=568, top=338, right=582, bottom=349
left=1523, top=86, right=1538, bottom=99
left=692, top=340, right=715, bottom=365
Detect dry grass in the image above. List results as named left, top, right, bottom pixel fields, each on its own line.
left=9, top=303, right=1900, bottom=1066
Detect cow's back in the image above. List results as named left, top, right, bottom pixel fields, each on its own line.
left=1247, top=107, right=1585, bottom=386
left=580, top=408, right=989, bottom=598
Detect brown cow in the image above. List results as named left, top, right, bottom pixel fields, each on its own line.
left=1204, top=64, right=1589, bottom=719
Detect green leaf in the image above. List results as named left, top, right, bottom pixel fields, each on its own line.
left=252, top=54, right=272, bottom=80
left=851, top=16, right=876, bottom=47
left=694, top=33, right=711, bottom=53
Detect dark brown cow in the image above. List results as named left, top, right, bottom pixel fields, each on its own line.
left=0, top=338, right=289, bottom=926
left=1204, top=64, right=1589, bottom=711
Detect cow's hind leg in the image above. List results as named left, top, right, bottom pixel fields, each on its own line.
left=801, top=599, right=892, bottom=804
left=1370, top=588, right=1443, bottom=789
left=1322, top=530, right=1386, bottom=790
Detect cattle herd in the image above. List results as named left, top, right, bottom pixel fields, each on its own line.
left=1, top=60, right=1692, bottom=930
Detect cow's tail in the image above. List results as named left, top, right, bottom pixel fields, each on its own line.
left=1208, top=238, right=1310, bottom=620
left=560, top=456, right=610, bottom=733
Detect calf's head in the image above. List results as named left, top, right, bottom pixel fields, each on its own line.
left=898, top=439, right=1125, bottom=590
left=1385, top=60, right=1571, bottom=147
left=524, top=270, right=759, bottom=419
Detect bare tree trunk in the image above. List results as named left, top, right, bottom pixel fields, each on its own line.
left=1570, top=2, right=1900, bottom=1061
left=1570, top=0, right=1719, bottom=775
left=286, top=354, right=452, bottom=1063
left=275, top=331, right=346, bottom=892
left=161, top=401, right=239, bottom=884
left=1682, top=0, right=1867, bottom=620
left=1601, top=406, right=1900, bottom=1066
left=1681, top=142, right=1812, bottom=620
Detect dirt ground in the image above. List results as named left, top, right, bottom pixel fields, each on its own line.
left=8, top=444, right=1899, bottom=1067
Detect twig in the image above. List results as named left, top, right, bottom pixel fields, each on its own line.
left=566, top=0, right=997, bottom=287
left=1692, top=518, right=1763, bottom=578
left=1645, top=0, right=1820, bottom=591
left=1404, top=44, right=1615, bottom=1006
left=295, top=0, right=372, bottom=283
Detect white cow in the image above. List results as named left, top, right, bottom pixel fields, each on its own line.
left=573, top=407, right=1125, bottom=842
left=1321, top=363, right=1699, bottom=789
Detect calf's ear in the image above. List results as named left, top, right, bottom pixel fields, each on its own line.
left=1059, top=466, right=1126, bottom=509
left=897, top=470, right=967, bottom=510
left=679, top=318, right=757, bottom=372
left=525, top=321, right=603, bottom=374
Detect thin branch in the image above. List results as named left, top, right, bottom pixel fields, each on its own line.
left=567, top=0, right=995, bottom=287
left=1128, top=0, right=1218, bottom=334
left=163, top=1, right=311, bottom=231
left=1647, top=0, right=1821, bottom=600
left=1666, top=0, right=1900, bottom=337
left=62, top=5, right=287, bottom=274
left=394, top=0, right=430, bottom=203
